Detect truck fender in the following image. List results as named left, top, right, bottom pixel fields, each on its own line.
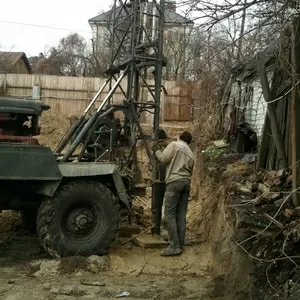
left=37, top=163, right=131, bottom=210
left=37, top=181, right=61, bottom=197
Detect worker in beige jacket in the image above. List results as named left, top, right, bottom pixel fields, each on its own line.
left=153, top=131, right=194, bottom=256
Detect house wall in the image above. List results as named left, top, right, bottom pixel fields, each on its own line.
left=94, top=25, right=110, bottom=56
left=0, top=57, right=30, bottom=74
left=163, top=25, right=190, bottom=79
left=225, top=70, right=273, bottom=138
left=92, top=23, right=191, bottom=79
left=13, top=59, right=30, bottom=74
left=244, top=71, right=274, bottom=137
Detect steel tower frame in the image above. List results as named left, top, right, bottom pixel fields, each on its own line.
left=54, top=0, right=166, bottom=232
left=55, top=0, right=165, bottom=158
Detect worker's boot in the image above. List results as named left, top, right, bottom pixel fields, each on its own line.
left=160, top=246, right=182, bottom=256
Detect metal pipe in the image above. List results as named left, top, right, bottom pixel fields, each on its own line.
left=151, top=0, right=165, bottom=235
left=152, top=3, right=157, bottom=42
left=97, top=70, right=127, bottom=112
left=77, top=126, right=93, bottom=162
left=153, top=0, right=165, bottom=140
left=109, top=0, right=118, bottom=103
left=78, top=106, right=116, bottom=162
left=84, top=77, right=111, bottom=114
left=55, top=74, right=114, bottom=155
left=54, top=115, right=85, bottom=155
left=113, top=74, right=127, bottom=98
left=142, top=2, right=148, bottom=43
left=60, top=113, right=98, bottom=162
left=61, top=98, right=121, bottom=162
left=126, top=0, right=138, bottom=100
left=109, top=128, right=113, bottom=160
left=96, top=149, right=109, bottom=162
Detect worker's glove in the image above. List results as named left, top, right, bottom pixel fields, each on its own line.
left=152, top=144, right=160, bottom=153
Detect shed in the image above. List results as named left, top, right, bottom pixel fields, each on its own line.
left=0, top=52, right=32, bottom=74
left=222, top=42, right=280, bottom=139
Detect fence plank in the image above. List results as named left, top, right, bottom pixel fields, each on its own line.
left=0, top=73, right=199, bottom=122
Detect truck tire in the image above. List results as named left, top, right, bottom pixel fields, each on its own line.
left=21, top=209, right=37, bottom=234
left=37, top=181, right=120, bottom=258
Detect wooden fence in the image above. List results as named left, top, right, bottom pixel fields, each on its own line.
left=0, top=73, right=200, bottom=123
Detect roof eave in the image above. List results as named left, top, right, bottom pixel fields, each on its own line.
left=88, top=19, right=107, bottom=25
left=88, top=6, right=193, bottom=26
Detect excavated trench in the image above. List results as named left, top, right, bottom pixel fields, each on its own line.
left=193, top=144, right=300, bottom=300
left=186, top=150, right=254, bottom=300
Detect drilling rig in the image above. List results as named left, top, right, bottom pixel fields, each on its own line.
left=0, top=0, right=166, bottom=257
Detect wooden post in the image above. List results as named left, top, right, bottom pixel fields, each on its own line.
left=257, top=53, right=288, bottom=169
left=220, top=75, right=233, bottom=134
left=257, top=114, right=270, bottom=169
left=291, top=19, right=300, bottom=206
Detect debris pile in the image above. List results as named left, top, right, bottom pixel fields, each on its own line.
left=233, top=168, right=292, bottom=205
left=229, top=166, right=300, bottom=298
left=232, top=168, right=295, bottom=225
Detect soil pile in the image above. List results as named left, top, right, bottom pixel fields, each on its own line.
left=0, top=211, right=21, bottom=236
left=37, top=112, right=71, bottom=149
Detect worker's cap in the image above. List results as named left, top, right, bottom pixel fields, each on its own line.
left=158, top=129, right=168, bottom=140
left=179, top=131, right=193, bottom=145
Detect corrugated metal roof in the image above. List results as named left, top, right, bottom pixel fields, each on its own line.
left=231, top=39, right=283, bottom=80
left=89, top=3, right=193, bottom=25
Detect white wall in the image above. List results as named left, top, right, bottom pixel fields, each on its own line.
left=243, top=78, right=266, bottom=136
left=225, top=70, right=273, bottom=138
left=244, top=71, right=273, bottom=137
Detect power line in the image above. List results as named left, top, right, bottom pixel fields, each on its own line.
left=0, top=20, right=92, bottom=34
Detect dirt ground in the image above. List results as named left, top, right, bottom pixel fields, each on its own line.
left=0, top=209, right=218, bottom=300
left=0, top=114, right=228, bottom=300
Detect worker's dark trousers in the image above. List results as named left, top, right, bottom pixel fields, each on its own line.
left=151, top=182, right=166, bottom=235
left=164, top=178, right=190, bottom=249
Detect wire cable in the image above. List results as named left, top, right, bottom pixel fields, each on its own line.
left=0, top=19, right=92, bottom=34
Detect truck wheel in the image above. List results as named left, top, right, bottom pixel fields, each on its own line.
left=21, top=209, right=37, bottom=234
left=37, top=181, right=120, bottom=258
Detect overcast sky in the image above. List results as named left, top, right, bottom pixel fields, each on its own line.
left=0, top=0, right=111, bottom=57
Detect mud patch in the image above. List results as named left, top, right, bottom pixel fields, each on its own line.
left=58, top=256, right=88, bottom=274
left=0, top=211, right=22, bottom=235
left=34, top=260, right=60, bottom=276
left=87, top=255, right=110, bottom=273
left=33, top=255, right=110, bottom=276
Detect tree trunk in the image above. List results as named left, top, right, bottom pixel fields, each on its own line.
left=257, top=53, right=288, bottom=169
left=291, top=19, right=300, bottom=206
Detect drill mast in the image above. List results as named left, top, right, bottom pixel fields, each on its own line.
left=54, top=0, right=166, bottom=199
